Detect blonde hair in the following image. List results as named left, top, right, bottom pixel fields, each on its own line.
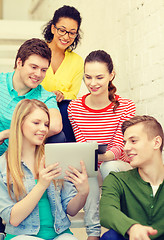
left=6, top=99, right=50, bottom=201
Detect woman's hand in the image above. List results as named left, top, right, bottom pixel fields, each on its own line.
left=10, top=157, right=61, bottom=227
left=65, top=161, right=89, bottom=216
left=52, top=90, right=64, bottom=102
left=65, top=161, right=89, bottom=196
left=38, top=156, right=62, bottom=189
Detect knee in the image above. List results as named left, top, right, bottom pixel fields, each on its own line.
left=100, top=161, right=120, bottom=180
left=100, top=229, right=126, bottom=240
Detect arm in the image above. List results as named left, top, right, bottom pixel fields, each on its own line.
left=48, top=108, right=62, bottom=137
left=53, top=90, right=64, bottom=103
left=99, top=99, right=136, bottom=162
left=100, top=173, right=138, bottom=237
left=0, top=129, right=9, bottom=144
left=98, top=150, right=115, bottom=162
left=10, top=158, right=62, bottom=226
left=64, top=161, right=89, bottom=216
left=43, top=92, right=63, bottom=136
left=127, top=224, right=158, bottom=240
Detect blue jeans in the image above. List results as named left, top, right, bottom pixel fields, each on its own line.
left=100, top=229, right=127, bottom=240
left=0, top=218, right=5, bottom=233
left=46, top=131, right=66, bottom=143
left=83, top=177, right=101, bottom=237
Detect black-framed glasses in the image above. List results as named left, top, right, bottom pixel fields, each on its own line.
left=54, top=25, right=78, bottom=39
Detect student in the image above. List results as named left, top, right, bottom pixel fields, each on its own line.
left=41, top=5, right=84, bottom=102
left=68, top=50, right=136, bottom=240
left=0, top=99, right=89, bottom=240
left=0, top=38, right=63, bottom=157
left=100, top=115, right=164, bottom=240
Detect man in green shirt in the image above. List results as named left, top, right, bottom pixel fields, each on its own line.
left=100, top=115, right=164, bottom=240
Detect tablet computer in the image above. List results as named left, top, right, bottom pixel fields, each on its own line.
left=45, top=142, right=98, bottom=179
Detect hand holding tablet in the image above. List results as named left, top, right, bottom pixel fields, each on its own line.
left=45, top=142, right=98, bottom=179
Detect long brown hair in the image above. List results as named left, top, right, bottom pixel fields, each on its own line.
left=84, top=50, right=120, bottom=112
left=6, top=99, right=50, bottom=201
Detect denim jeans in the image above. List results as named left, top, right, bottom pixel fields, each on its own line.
left=46, top=131, right=66, bottom=143
left=83, top=177, right=101, bottom=237
left=100, top=160, right=132, bottom=180
left=100, top=229, right=127, bottom=240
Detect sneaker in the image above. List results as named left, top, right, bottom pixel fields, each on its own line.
left=0, top=233, right=5, bottom=240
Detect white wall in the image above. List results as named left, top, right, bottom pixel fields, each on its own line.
left=2, top=0, right=31, bottom=20
left=2, top=0, right=164, bottom=128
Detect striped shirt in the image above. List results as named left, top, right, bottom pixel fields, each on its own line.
left=0, top=71, right=58, bottom=156
left=68, top=94, right=136, bottom=166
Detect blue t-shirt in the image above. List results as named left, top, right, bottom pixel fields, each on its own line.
left=0, top=72, right=59, bottom=155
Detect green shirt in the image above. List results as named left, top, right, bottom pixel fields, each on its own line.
left=100, top=168, right=164, bottom=240
left=5, top=180, right=72, bottom=240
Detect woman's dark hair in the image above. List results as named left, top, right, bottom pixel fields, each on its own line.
left=84, top=50, right=120, bottom=112
left=43, top=5, right=82, bottom=51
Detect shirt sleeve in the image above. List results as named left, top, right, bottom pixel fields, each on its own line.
left=61, top=180, right=77, bottom=212
left=43, top=92, right=59, bottom=111
left=0, top=171, right=15, bottom=224
left=100, top=173, right=138, bottom=238
left=108, top=99, right=136, bottom=160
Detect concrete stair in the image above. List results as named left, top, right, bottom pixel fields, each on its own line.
left=0, top=19, right=45, bottom=72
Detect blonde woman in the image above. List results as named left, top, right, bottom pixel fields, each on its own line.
left=0, top=99, right=89, bottom=240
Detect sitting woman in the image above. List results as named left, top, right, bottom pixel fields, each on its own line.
left=68, top=50, right=136, bottom=240
left=0, top=99, right=89, bottom=240
left=41, top=5, right=84, bottom=102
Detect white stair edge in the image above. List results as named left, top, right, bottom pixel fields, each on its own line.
left=0, top=59, right=14, bottom=65
left=69, top=211, right=85, bottom=228
left=0, top=20, right=46, bottom=40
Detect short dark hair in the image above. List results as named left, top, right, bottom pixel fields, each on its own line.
left=43, top=5, right=82, bottom=51
left=121, top=115, right=164, bottom=152
left=14, top=38, right=51, bottom=69
left=84, top=50, right=119, bottom=112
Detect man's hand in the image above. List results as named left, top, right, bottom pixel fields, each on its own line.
left=0, top=129, right=9, bottom=145
left=128, top=224, right=158, bottom=240
left=53, top=90, right=64, bottom=102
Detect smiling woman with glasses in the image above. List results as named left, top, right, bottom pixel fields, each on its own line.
left=54, top=25, right=78, bottom=39
left=41, top=5, right=84, bottom=102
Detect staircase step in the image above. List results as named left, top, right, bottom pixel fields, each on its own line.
left=0, top=45, right=18, bottom=58
left=0, top=58, right=14, bottom=72
left=0, top=20, right=46, bottom=72
left=0, top=19, right=45, bottom=40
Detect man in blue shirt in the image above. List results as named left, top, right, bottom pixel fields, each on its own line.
left=0, top=38, right=63, bottom=156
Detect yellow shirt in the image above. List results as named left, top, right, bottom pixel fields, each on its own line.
left=41, top=50, right=84, bottom=100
